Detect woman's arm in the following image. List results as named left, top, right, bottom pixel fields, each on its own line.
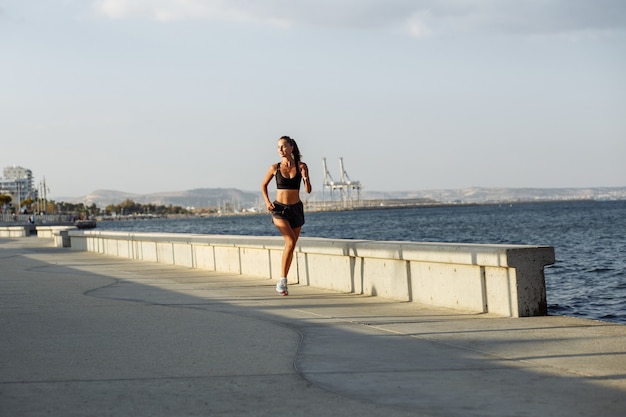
left=300, top=162, right=312, bottom=194
left=261, top=164, right=276, bottom=210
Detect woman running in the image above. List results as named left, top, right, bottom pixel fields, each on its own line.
left=261, top=136, right=312, bottom=295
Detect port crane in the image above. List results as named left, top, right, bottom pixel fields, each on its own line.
left=322, top=157, right=362, bottom=206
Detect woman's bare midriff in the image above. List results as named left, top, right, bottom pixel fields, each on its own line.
left=275, top=189, right=301, bottom=205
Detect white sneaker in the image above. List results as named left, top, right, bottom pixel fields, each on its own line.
left=276, top=278, right=288, bottom=296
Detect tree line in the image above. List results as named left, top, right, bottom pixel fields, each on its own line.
left=0, top=195, right=190, bottom=217
left=103, top=199, right=190, bottom=216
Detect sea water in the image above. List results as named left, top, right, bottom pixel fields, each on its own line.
left=97, top=200, right=626, bottom=324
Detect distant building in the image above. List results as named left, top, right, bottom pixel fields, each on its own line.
left=0, top=165, right=38, bottom=205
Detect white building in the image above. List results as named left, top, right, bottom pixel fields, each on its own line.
left=0, top=165, right=38, bottom=205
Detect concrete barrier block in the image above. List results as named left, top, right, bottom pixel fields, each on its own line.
left=103, top=239, right=118, bottom=256
left=53, top=232, right=63, bottom=247
left=362, top=257, right=409, bottom=300
left=484, top=266, right=516, bottom=317
left=173, top=242, right=194, bottom=268
left=293, top=252, right=307, bottom=285
left=269, top=249, right=284, bottom=280
left=302, top=252, right=355, bottom=293
left=36, top=226, right=53, bottom=238
left=68, top=235, right=87, bottom=251
left=506, top=247, right=554, bottom=316
left=51, top=230, right=73, bottom=248
left=38, top=226, right=70, bottom=239
left=61, top=230, right=71, bottom=248
left=156, top=242, right=175, bottom=265
left=213, top=246, right=241, bottom=274
left=193, top=245, right=215, bottom=270
left=240, top=247, right=271, bottom=277
left=411, top=262, right=485, bottom=312
left=0, top=226, right=29, bottom=237
left=117, top=239, right=133, bottom=258
left=90, top=237, right=101, bottom=253
left=138, top=241, right=158, bottom=262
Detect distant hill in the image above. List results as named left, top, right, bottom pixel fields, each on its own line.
left=57, top=186, right=626, bottom=208
left=366, top=187, right=626, bottom=204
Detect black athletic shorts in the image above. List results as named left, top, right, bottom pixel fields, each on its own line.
left=271, top=201, right=305, bottom=228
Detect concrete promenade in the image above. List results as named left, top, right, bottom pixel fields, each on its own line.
left=1, top=237, right=625, bottom=417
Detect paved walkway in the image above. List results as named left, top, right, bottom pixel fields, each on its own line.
left=1, top=237, right=625, bottom=417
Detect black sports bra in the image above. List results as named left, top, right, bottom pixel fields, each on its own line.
left=275, top=162, right=302, bottom=190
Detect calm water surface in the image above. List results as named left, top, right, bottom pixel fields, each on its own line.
left=98, top=200, right=626, bottom=324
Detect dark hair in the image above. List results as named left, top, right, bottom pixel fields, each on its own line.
left=279, top=135, right=302, bottom=165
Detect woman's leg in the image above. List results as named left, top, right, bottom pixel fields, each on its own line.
left=273, top=219, right=302, bottom=277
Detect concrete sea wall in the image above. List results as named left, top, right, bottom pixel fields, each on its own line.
left=61, top=230, right=555, bottom=318
left=0, top=225, right=33, bottom=237
left=0, top=225, right=73, bottom=238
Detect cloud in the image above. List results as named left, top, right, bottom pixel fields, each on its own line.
left=91, top=0, right=626, bottom=38
left=404, top=12, right=432, bottom=38
left=91, top=0, right=420, bottom=29
left=92, top=0, right=293, bottom=25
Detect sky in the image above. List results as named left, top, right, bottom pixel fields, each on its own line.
left=1, top=0, right=625, bottom=199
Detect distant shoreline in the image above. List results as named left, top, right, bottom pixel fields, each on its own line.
left=92, top=197, right=618, bottom=222
left=305, top=197, right=604, bottom=213
left=57, top=186, right=626, bottom=211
